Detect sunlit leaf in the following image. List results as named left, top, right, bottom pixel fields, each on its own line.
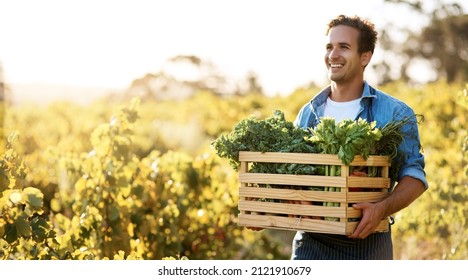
left=23, top=187, right=44, bottom=208
left=14, top=213, right=31, bottom=238
left=9, top=191, right=22, bottom=204
left=113, top=250, right=126, bottom=260
left=31, top=217, right=50, bottom=243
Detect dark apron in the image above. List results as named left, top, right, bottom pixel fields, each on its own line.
left=291, top=231, right=393, bottom=260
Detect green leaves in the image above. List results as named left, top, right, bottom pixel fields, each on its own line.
left=0, top=132, right=57, bottom=258
left=0, top=168, right=9, bottom=192
left=309, top=117, right=382, bottom=165
left=31, top=216, right=55, bottom=243
left=309, top=117, right=339, bottom=154
left=23, top=187, right=44, bottom=215
left=14, top=212, right=31, bottom=238
left=212, top=110, right=319, bottom=171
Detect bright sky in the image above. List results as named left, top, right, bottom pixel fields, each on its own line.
left=0, top=0, right=434, bottom=97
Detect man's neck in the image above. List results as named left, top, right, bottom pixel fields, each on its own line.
left=330, top=80, right=365, bottom=102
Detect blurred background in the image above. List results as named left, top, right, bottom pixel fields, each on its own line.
left=1, top=0, right=466, bottom=104
left=0, top=0, right=466, bottom=260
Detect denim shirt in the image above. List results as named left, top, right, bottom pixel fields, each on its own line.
left=294, top=81, right=428, bottom=189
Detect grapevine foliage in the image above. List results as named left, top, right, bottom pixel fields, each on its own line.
left=1, top=82, right=467, bottom=260
left=1, top=98, right=285, bottom=260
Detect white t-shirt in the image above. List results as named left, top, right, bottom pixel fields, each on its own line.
left=323, top=97, right=362, bottom=122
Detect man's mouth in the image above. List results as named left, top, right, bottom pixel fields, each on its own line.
left=330, top=63, right=344, bottom=68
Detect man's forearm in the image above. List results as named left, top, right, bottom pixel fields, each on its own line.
left=377, top=176, right=426, bottom=218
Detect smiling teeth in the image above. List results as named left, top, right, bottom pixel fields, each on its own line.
left=331, top=64, right=343, bottom=68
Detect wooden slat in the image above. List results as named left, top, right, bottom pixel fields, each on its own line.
left=239, top=161, right=248, bottom=188
left=239, top=199, right=366, bottom=219
left=239, top=161, right=248, bottom=215
left=239, top=186, right=346, bottom=202
left=341, top=165, right=349, bottom=222
left=238, top=213, right=388, bottom=235
left=381, top=165, right=389, bottom=178
left=349, top=156, right=391, bottom=167
left=346, top=192, right=389, bottom=203
left=239, top=151, right=390, bottom=166
left=345, top=219, right=389, bottom=235
left=239, top=173, right=346, bottom=187
left=347, top=177, right=390, bottom=188
left=346, top=208, right=362, bottom=218
left=376, top=220, right=389, bottom=232
left=239, top=200, right=347, bottom=218
left=238, top=213, right=346, bottom=235
left=239, top=151, right=343, bottom=165
left=240, top=173, right=389, bottom=188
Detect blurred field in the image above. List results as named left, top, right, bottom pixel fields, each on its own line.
left=0, top=81, right=466, bottom=259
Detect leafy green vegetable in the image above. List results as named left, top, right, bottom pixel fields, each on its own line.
left=213, top=110, right=420, bottom=181
left=308, top=117, right=382, bottom=165
left=307, top=117, right=383, bottom=212
left=211, top=110, right=320, bottom=175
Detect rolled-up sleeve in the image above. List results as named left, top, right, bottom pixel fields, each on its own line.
left=396, top=107, right=428, bottom=189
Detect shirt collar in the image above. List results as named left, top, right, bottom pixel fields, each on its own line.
left=362, top=81, right=377, bottom=99
left=312, top=81, right=376, bottom=104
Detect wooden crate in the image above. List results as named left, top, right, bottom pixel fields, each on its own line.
left=237, top=151, right=391, bottom=235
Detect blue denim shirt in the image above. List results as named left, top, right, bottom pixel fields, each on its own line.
left=294, top=81, right=428, bottom=189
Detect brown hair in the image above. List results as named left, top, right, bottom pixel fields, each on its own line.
left=326, top=15, right=378, bottom=54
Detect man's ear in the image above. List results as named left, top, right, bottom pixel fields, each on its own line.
left=361, top=51, right=372, bottom=67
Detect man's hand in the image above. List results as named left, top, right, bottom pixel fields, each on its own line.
left=348, top=176, right=426, bottom=239
left=347, top=202, right=385, bottom=239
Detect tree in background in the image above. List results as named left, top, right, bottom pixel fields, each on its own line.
left=375, top=0, right=468, bottom=84
left=121, top=55, right=264, bottom=102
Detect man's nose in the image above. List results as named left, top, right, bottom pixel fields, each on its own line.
left=328, top=48, right=340, bottom=60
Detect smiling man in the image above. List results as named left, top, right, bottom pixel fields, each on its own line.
left=291, top=15, right=427, bottom=260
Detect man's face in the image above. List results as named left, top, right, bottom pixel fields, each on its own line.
left=324, top=25, right=368, bottom=83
